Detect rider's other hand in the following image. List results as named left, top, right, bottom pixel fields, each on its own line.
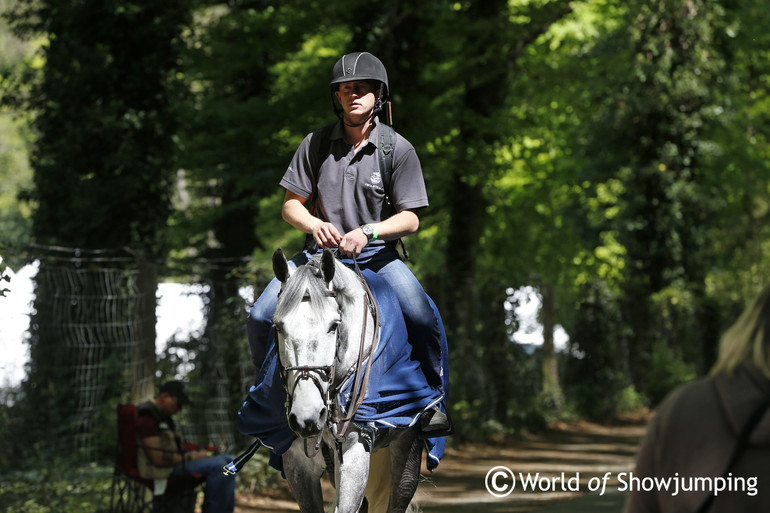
left=313, top=222, right=342, bottom=249
left=338, top=228, right=368, bottom=257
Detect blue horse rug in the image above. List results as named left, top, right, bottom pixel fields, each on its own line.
left=232, top=268, right=447, bottom=474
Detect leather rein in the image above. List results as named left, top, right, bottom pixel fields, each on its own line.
left=278, top=256, right=381, bottom=456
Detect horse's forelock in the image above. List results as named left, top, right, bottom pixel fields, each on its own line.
left=273, top=256, right=360, bottom=323
left=275, top=267, right=319, bottom=323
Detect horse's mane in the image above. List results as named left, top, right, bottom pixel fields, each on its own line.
left=274, top=255, right=361, bottom=322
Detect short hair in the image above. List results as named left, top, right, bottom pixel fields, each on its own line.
left=158, top=380, right=192, bottom=407
left=711, top=284, right=770, bottom=378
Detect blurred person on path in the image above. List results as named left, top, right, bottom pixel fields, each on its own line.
left=624, top=285, right=770, bottom=513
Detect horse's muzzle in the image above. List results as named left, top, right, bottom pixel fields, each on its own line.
left=289, top=405, right=327, bottom=438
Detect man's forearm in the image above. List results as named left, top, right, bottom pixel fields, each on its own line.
left=365, top=209, right=420, bottom=241
left=282, top=195, right=320, bottom=234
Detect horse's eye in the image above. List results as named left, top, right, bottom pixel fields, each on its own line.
left=328, top=321, right=340, bottom=334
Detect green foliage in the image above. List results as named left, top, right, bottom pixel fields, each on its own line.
left=234, top=449, right=285, bottom=496
left=0, top=113, right=33, bottom=251
left=165, top=0, right=770, bottom=434
left=565, top=278, right=632, bottom=419
left=646, top=341, right=697, bottom=405
left=615, top=385, right=646, bottom=414
left=0, top=464, right=112, bottom=513
left=2, top=0, right=770, bottom=463
left=6, top=0, right=190, bottom=255
left=450, top=312, right=548, bottom=439
left=588, top=0, right=726, bottom=295
left=0, top=437, right=281, bottom=512
left=169, top=1, right=363, bottom=261
left=1, top=1, right=192, bottom=468
left=0, top=3, right=35, bottom=254
left=570, top=0, right=770, bottom=404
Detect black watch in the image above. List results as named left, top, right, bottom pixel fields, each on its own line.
left=361, top=224, right=378, bottom=242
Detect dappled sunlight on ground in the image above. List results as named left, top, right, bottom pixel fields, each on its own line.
left=233, top=416, right=650, bottom=513
left=414, top=419, right=647, bottom=512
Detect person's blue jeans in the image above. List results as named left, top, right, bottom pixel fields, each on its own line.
left=247, top=245, right=445, bottom=391
left=173, top=453, right=235, bottom=513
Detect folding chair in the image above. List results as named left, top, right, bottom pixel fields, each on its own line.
left=109, top=404, right=205, bottom=513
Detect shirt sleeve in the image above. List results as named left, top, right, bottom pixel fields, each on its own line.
left=280, top=132, right=318, bottom=199
left=389, top=135, right=429, bottom=212
left=135, top=414, right=161, bottom=439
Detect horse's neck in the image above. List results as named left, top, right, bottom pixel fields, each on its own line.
left=337, top=283, right=375, bottom=377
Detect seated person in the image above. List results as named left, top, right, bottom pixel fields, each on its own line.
left=136, top=380, right=236, bottom=513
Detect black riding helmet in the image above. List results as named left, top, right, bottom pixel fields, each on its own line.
left=330, top=52, right=389, bottom=123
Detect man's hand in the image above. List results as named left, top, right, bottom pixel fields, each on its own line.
left=338, top=227, right=369, bottom=257
left=312, top=221, right=343, bottom=249
left=188, top=449, right=209, bottom=461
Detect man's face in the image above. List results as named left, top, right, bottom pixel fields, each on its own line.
left=335, top=80, right=378, bottom=119
left=158, top=392, right=182, bottom=416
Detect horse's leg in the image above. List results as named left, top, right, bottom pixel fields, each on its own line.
left=323, top=439, right=337, bottom=490
left=331, top=433, right=370, bottom=513
left=387, top=429, right=422, bottom=513
left=364, top=447, right=391, bottom=513
left=283, top=438, right=326, bottom=513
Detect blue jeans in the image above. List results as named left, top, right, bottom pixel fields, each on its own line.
left=247, top=246, right=446, bottom=391
left=173, top=453, right=235, bottom=513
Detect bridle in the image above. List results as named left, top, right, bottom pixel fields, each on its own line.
left=278, top=288, right=338, bottom=435
left=276, top=256, right=381, bottom=458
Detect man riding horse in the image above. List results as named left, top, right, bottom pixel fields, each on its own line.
left=246, top=51, right=451, bottom=437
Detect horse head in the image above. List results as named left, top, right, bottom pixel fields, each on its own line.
left=272, top=248, right=342, bottom=439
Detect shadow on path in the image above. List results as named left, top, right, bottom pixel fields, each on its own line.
left=233, top=417, right=650, bottom=512
left=415, top=419, right=648, bottom=512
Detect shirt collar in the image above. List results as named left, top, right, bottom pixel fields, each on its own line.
left=331, top=117, right=383, bottom=148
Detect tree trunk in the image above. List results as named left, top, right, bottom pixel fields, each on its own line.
left=540, top=283, right=564, bottom=410
left=133, top=258, right=158, bottom=404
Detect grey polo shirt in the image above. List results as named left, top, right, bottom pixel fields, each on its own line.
left=280, top=119, right=429, bottom=240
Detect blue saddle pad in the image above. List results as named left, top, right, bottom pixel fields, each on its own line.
left=237, top=269, right=446, bottom=472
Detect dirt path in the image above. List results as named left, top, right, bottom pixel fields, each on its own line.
left=235, top=417, right=649, bottom=513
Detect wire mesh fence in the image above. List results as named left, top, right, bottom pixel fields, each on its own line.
left=5, top=244, right=258, bottom=464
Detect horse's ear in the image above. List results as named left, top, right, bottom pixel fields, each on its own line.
left=321, top=249, right=336, bottom=284
left=273, top=248, right=290, bottom=283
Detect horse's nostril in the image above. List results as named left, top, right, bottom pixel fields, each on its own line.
left=319, top=407, right=327, bottom=420
left=289, top=413, right=300, bottom=432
